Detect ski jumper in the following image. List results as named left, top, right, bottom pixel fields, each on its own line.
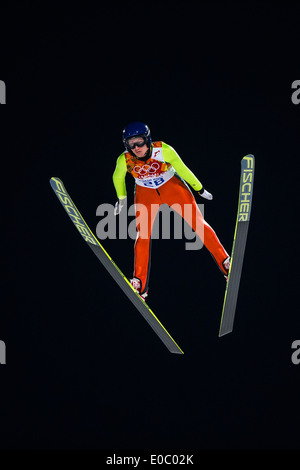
left=113, top=142, right=229, bottom=295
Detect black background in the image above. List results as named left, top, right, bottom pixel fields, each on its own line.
left=0, top=1, right=299, bottom=453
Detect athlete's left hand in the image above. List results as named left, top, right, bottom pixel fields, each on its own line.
left=198, top=188, right=213, bottom=200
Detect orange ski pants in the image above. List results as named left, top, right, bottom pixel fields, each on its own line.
left=133, top=175, right=229, bottom=294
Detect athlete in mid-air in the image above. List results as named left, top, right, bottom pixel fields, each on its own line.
left=113, top=122, right=230, bottom=300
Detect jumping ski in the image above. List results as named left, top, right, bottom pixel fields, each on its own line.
left=219, top=154, right=255, bottom=336
left=50, top=177, right=184, bottom=354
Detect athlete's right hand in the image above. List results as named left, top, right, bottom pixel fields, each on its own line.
left=114, top=197, right=127, bottom=216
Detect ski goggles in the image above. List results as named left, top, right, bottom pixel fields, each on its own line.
left=126, top=137, right=147, bottom=149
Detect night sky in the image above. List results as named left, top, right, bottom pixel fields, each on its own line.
left=1, top=2, right=299, bottom=455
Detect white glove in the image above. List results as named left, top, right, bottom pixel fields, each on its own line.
left=114, top=197, right=127, bottom=215
left=198, top=189, right=213, bottom=200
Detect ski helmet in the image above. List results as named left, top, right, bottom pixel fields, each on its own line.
left=122, top=122, right=152, bottom=152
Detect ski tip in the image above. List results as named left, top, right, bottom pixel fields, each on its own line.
left=50, top=177, right=65, bottom=191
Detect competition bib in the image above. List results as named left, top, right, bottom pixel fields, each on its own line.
left=125, top=142, right=175, bottom=189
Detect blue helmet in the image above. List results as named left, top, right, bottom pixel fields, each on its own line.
left=122, top=121, right=152, bottom=151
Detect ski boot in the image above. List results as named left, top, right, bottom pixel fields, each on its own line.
left=222, top=256, right=231, bottom=281
left=130, top=277, right=148, bottom=301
